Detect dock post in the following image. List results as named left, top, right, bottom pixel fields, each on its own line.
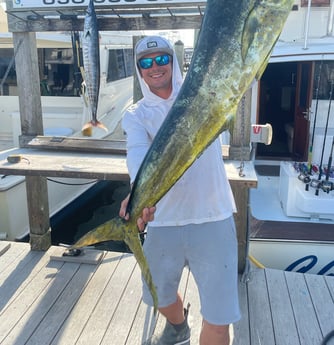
left=229, top=89, right=252, bottom=273
left=13, top=32, right=51, bottom=250
left=230, top=181, right=250, bottom=273
left=26, top=176, right=51, bottom=251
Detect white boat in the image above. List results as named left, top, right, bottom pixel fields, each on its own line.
left=0, top=22, right=135, bottom=240
left=248, top=1, right=334, bottom=275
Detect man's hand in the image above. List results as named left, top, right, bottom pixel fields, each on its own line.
left=119, top=194, right=156, bottom=232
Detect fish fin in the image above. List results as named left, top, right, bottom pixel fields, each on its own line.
left=241, top=5, right=259, bottom=62
left=72, top=216, right=126, bottom=248
left=96, top=121, right=108, bottom=132
left=242, top=1, right=291, bottom=65
left=124, top=232, right=159, bottom=314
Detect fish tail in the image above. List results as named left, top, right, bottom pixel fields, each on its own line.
left=72, top=216, right=126, bottom=248
left=81, top=120, right=108, bottom=137
left=81, top=120, right=108, bottom=136
left=96, top=121, right=108, bottom=132
left=72, top=216, right=158, bottom=312
left=124, top=232, right=158, bottom=313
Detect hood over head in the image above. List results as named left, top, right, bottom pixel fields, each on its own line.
left=134, top=36, right=183, bottom=103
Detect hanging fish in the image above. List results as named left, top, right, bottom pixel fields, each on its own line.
left=73, top=0, right=294, bottom=311
left=81, top=0, right=107, bottom=136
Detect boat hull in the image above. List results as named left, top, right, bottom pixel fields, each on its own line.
left=0, top=174, right=95, bottom=241
left=250, top=239, right=334, bottom=276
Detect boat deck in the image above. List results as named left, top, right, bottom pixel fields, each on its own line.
left=1, top=241, right=333, bottom=345
left=250, top=172, right=334, bottom=242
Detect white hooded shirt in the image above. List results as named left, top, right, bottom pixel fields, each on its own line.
left=122, top=37, right=236, bottom=227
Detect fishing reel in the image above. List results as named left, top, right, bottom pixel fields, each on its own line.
left=318, top=180, right=333, bottom=194
left=298, top=172, right=311, bottom=184
left=309, top=178, right=321, bottom=189
left=308, top=177, right=333, bottom=195
left=305, top=177, right=333, bottom=195
left=296, top=162, right=334, bottom=195
left=298, top=172, right=311, bottom=190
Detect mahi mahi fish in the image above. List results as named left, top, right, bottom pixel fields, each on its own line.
left=73, top=0, right=294, bottom=311
left=81, top=0, right=107, bottom=134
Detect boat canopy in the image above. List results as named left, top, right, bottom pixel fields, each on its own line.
left=270, top=37, right=334, bottom=63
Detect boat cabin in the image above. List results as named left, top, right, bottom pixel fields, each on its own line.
left=255, top=45, right=334, bottom=162
left=0, top=32, right=135, bottom=97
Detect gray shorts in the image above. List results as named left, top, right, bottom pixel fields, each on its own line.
left=142, top=217, right=241, bottom=325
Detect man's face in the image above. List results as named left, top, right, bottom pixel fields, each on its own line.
left=138, top=52, right=173, bottom=95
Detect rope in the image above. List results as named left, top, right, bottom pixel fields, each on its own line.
left=248, top=254, right=265, bottom=269
left=46, top=178, right=98, bottom=186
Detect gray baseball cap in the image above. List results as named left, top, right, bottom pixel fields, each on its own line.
left=135, top=36, right=174, bottom=62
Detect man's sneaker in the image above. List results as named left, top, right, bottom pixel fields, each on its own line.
left=143, top=304, right=191, bottom=345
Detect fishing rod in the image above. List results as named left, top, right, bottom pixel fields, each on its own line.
left=319, top=136, right=334, bottom=193
left=298, top=62, right=323, bottom=190
left=71, top=31, right=83, bottom=96
left=315, top=79, right=334, bottom=195
left=308, top=60, right=323, bottom=174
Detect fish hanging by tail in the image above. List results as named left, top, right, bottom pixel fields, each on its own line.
left=81, top=0, right=107, bottom=136
left=72, top=0, right=294, bottom=311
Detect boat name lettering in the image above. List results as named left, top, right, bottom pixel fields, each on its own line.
left=17, top=0, right=202, bottom=8
left=286, top=255, right=334, bottom=276
left=42, top=0, right=85, bottom=4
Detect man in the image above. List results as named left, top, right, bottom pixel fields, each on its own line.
left=119, top=36, right=240, bottom=345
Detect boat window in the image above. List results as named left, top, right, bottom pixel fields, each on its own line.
left=0, top=46, right=82, bottom=97
left=0, top=48, right=17, bottom=96
left=44, top=48, right=81, bottom=97
left=314, top=61, right=334, bottom=100
left=107, top=48, right=134, bottom=82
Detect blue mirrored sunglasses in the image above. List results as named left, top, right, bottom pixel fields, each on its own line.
left=138, top=54, right=172, bottom=69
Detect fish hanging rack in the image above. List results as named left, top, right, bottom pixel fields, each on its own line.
left=5, top=1, right=206, bottom=32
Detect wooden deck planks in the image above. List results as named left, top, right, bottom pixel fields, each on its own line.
left=125, top=300, right=156, bottom=345
left=0, top=241, right=334, bottom=345
left=0, top=242, right=10, bottom=257
left=15, top=263, right=95, bottom=345
left=305, top=274, right=334, bottom=340
left=102, top=263, right=143, bottom=345
left=232, top=277, right=250, bottom=345
left=75, top=253, right=137, bottom=345
left=50, top=251, right=123, bottom=345
left=247, top=268, right=276, bottom=344
left=0, top=249, right=49, bottom=312
left=266, top=269, right=300, bottom=345
left=285, top=271, right=323, bottom=345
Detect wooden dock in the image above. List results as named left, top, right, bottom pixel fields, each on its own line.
left=1, top=241, right=334, bottom=345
